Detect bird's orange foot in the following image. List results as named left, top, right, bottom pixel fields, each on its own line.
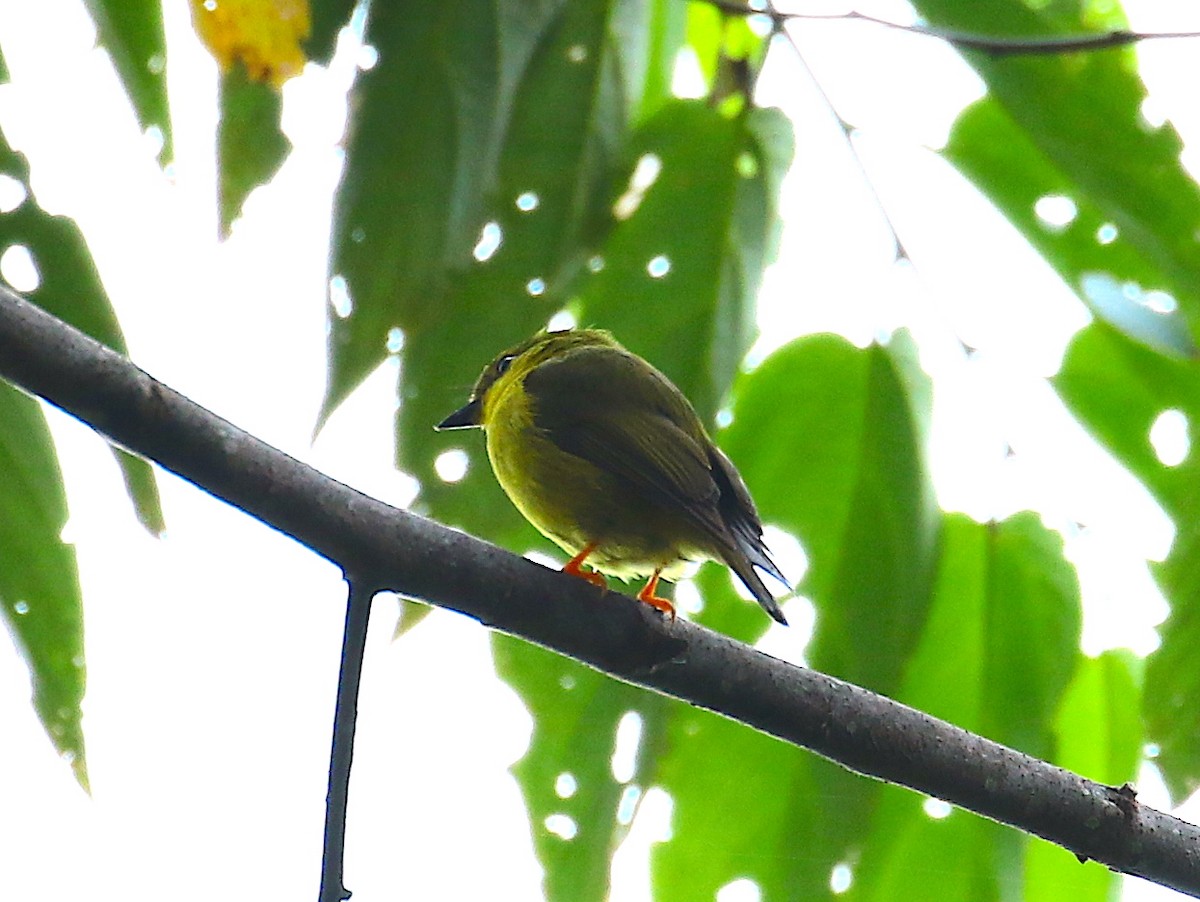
left=637, top=570, right=676, bottom=621
left=563, top=543, right=607, bottom=590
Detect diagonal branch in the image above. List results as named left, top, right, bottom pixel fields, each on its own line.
left=2, top=283, right=1200, bottom=897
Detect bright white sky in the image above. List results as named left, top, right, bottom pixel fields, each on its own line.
left=0, top=0, right=1198, bottom=899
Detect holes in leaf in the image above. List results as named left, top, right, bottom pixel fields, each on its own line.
left=1096, top=222, right=1118, bottom=245
left=614, top=153, right=662, bottom=220
left=515, top=191, right=539, bottom=212
left=829, top=861, right=854, bottom=894
left=544, top=813, right=578, bottom=840
left=473, top=221, right=502, bottom=262
left=554, top=772, right=577, bottom=799
left=385, top=327, right=404, bottom=353
left=434, top=448, right=469, bottom=483
left=526, top=277, right=546, bottom=297
left=716, top=877, right=762, bottom=902
left=611, top=710, right=643, bottom=783
left=1150, top=409, right=1189, bottom=467
left=329, top=275, right=353, bottom=317
left=1, top=244, right=40, bottom=292
left=1033, top=194, right=1077, bottom=231
left=646, top=255, right=671, bottom=279
left=616, top=784, right=641, bottom=825
left=0, top=174, right=28, bottom=212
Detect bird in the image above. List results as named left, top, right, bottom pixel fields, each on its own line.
left=436, top=328, right=789, bottom=625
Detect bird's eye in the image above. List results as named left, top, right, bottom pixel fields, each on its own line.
left=496, top=354, right=516, bottom=375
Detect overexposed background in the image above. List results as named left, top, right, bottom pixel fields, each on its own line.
left=0, top=0, right=1197, bottom=898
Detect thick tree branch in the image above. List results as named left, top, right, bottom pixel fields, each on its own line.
left=2, top=284, right=1200, bottom=896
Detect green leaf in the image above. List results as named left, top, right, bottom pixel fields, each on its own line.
left=1055, top=322, right=1200, bottom=800
left=1025, top=651, right=1141, bottom=902
left=217, top=64, right=290, bottom=237
left=725, top=333, right=939, bottom=691
left=653, top=334, right=940, bottom=900
left=922, top=0, right=1200, bottom=350
left=494, top=640, right=670, bottom=902
left=945, top=98, right=1193, bottom=357
left=578, top=101, right=794, bottom=420
left=0, top=133, right=164, bottom=534
left=392, top=0, right=645, bottom=545
left=83, top=0, right=171, bottom=163
left=307, top=0, right=358, bottom=64
left=853, top=513, right=1082, bottom=902
left=0, top=382, right=87, bottom=790
left=323, top=0, right=507, bottom=420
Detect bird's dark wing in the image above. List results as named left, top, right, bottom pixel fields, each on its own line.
left=526, top=344, right=790, bottom=625
left=523, top=345, right=733, bottom=544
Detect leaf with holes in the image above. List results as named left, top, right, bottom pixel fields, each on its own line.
left=394, top=0, right=646, bottom=548
left=576, top=101, right=793, bottom=420
left=0, top=138, right=164, bottom=535
left=1056, top=321, right=1200, bottom=800
left=493, top=638, right=671, bottom=902
left=923, top=0, right=1200, bottom=351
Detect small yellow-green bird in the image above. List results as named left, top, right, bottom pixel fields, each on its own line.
left=436, top=328, right=789, bottom=625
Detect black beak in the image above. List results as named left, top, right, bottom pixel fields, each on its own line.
left=436, top=397, right=483, bottom=430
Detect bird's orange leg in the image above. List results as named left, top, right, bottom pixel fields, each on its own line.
left=563, top=543, right=607, bottom=589
left=637, top=568, right=676, bottom=620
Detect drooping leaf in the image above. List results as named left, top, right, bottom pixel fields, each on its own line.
left=921, top=0, right=1200, bottom=351
left=83, top=0, right=172, bottom=163
left=0, top=132, right=164, bottom=534
left=395, top=0, right=646, bottom=546
left=0, top=382, right=87, bottom=791
left=577, top=101, right=793, bottom=419
left=945, top=98, right=1193, bottom=357
left=654, top=334, right=940, bottom=900
left=217, top=64, right=290, bottom=237
left=1055, top=321, right=1200, bottom=800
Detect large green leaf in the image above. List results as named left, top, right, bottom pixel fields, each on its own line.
left=83, top=0, right=171, bottom=163
left=323, top=0, right=509, bottom=420
left=0, top=382, right=87, bottom=791
left=397, top=0, right=647, bottom=542
left=945, top=97, right=1193, bottom=357
left=653, top=334, right=940, bottom=900
left=853, top=513, right=1083, bottom=902
left=921, top=0, right=1200, bottom=350
left=724, top=333, right=939, bottom=691
left=1055, top=322, right=1200, bottom=800
left=577, top=101, right=792, bottom=419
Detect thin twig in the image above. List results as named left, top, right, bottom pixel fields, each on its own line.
left=319, top=579, right=375, bottom=902
left=705, top=1, right=1200, bottom=57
